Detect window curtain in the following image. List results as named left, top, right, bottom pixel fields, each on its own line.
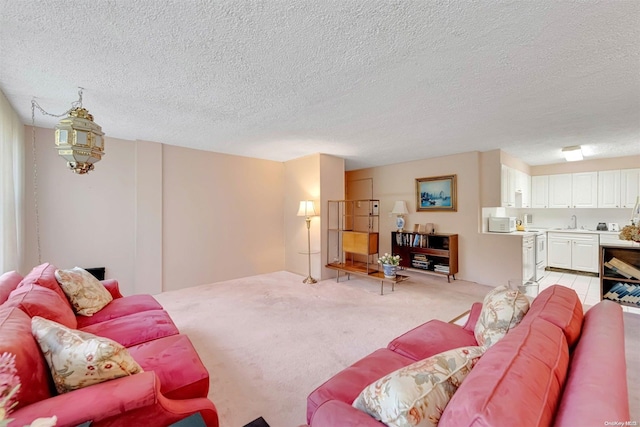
left=0, top=89, right=25, bottom=273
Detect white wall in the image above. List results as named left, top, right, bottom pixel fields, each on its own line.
left=347, top=152, right=495, bottom=283
left=24, top=126, right=137, bottom=289
left=23, top=126, right=287, bottom=294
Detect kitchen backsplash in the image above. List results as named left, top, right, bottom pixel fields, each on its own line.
left=503, top=207, right=633, bottom=231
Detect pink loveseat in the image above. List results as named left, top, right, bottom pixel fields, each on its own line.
left=307, top=285, right=631, bottom=426
left=0, top=264, right=219, bottom=427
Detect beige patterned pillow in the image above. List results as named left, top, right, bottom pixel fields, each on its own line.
left=55, top=267, right=113, bottom=316
left=31, top=316, right=143, bottom=393
left=474, top=285, right=530, bottom=349
left=353, top=346, right=485, bottom=427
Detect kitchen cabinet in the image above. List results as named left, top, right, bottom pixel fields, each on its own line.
left=598, top=170, right=621, bottom=208
left=547, top=232, right=599, bottom=273
left=571, top=172, right=598, bottom=208
left=515, top=169, right=531, bottom=208
left=501, top=165, right=516, bottom=207
left=531, top=175, right=549, bottom=208
left=621, top=168, right=640, bottom=208
left=547, top=173, right=597, bottom=208
left=501, top=165, right=530, bottom=208
left=548, top=174, right=573, bottom=208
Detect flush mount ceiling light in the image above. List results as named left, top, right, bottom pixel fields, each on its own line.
left=32, top=88, right=105, bottom=174
left=562, top=145, right=583, bottom=162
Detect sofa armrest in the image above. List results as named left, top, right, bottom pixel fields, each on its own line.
left=311, top=400, right=384, bottom=427
left=387, top=319, right=478, bottom=361
left=553, top=301, right=629, bottom=426
left=9, top=371, right=218, bottom=427
left=462, top=302, right=483, bottom=333
left=101, top=278, right=124, bottom=299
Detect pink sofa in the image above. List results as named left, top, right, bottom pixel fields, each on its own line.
left=307, top=285, right=631, bottom=426
left=0, top=264, right=219, bottom=427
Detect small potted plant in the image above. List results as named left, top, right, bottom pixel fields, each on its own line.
left=378, top=253, right=401, bottom=278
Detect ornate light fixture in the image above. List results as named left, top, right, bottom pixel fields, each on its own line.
left=32, top=88, right=105, bottom=174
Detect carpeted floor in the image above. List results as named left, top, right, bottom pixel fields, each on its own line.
left=154, top=270, right=493, bottom=426
left=154, top=270, right=640, bottom=427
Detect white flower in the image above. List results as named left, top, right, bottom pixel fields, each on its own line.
left=378, top=253, right=401, bottom=265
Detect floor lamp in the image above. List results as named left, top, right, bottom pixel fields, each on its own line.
left=297, top=200, right=318, bottom=284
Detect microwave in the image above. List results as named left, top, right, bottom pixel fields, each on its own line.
left=489, top=216, right=516, bottom=233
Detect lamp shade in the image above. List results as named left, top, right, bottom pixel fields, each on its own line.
left=297, top=200, right=318, bottom=217
left=391, top=201, right=409, bottom=215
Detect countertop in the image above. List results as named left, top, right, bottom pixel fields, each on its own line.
left=484, top=228, right=623, bottom=236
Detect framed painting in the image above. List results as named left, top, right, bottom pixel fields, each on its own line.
left=416, top=174, right=457, bottom=212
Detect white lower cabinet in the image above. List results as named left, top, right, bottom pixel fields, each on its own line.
left=547, top=232, right=599, bottom=273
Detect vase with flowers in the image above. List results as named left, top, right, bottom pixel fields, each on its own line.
left=378, top=253, right=401, bottom=278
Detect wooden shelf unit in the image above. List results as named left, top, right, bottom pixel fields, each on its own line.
left=326, top=199, right=380, bottom=274
left=600, top=245, right=640, bottom=308
left=391, top=232, right=458, bottom=282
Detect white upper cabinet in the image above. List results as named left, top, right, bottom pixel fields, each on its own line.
left=571, top=172, right=598, bottom=208
left=598, top=170, right=621, bottom=208
left=531, top=175, right=549, bottom=208
left=548, top=174, right=572, bottom=208
left=620, top=168, right=640, bottom=208
left=501, top=165, right=516, bottom=207
left=514, top=170, right=531, bottom=208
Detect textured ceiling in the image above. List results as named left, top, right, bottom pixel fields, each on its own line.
left=1, top=1, right=638, bottom=170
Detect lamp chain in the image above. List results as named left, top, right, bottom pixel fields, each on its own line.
left=30, top=88, right=85, bottom=264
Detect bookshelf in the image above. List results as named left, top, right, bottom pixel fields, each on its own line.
left=600, top=245, right=640, bottom=308
left=391, top=232, right=458, bottom=282
left=326, top=199, right=380, bottom=274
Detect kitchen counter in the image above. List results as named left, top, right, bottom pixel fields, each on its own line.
left=484, top=229, right=622, bottom=236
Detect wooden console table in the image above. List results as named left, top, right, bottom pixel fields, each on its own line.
left=325, top=263, right=409, bottom=295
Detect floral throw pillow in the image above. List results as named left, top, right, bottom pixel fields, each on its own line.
left=352, top=346, right=485, bottom=427
left=55, top=267, right=113, bottom=316
left=31, top=316, right=143, bottom=393
left=474, top=285, right=530, bottom=349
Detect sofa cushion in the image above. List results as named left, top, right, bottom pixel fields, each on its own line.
left=387, top=319, right=478, bottom=361
left=524, top=284, right=583, bottom=348
left=126, top=334, right=210, bottom=400
left=553, top=301, right=630, bottom=426
left=75, top=294, right=163, bottom=329
left=55, top=267, right=113, bottom=316
left=306, top=348, right=414, bottom=423
left=80, top=310, right=180, bottom=348
left=0, top=307, right=53, bottom=409
left=474, top=285, right=529, bottom=349
left=439, top=317, right=569, bottom=427
left=5, top=284, right=77, bottom=329
left=31, top=316, right=143, bottom=394
left=353, top=346, right=485, bottom=427
left=19, top=263, right=71, bottom=308
left=0, top=270, right=23, bottom=304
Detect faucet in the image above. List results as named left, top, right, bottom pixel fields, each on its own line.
left=569, top=215, right=577, bottom=229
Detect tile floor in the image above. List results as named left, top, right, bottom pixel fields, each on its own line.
left=538, top=269, right=640, bottom=314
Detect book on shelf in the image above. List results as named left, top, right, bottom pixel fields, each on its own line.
left=603, top=282, right=640, bottom=306
left=603, top=261, right=633, bottom=279
left=608, top=257, right=640, bottom=280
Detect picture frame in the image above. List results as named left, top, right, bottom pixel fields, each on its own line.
left=416, top=174, right=457, bottom=212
